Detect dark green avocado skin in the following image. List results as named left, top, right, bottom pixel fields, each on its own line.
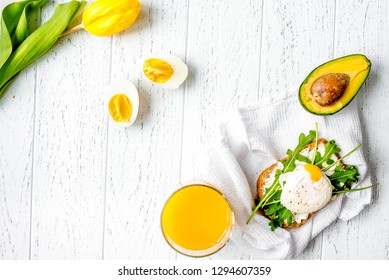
left=299, top=54, right=371, bottom=115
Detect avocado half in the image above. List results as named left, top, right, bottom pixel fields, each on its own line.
left=299, top=54, right=371, bottom=115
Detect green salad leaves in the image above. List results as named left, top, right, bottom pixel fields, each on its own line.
left=265, top=189, right=293, bottom=231
left=281, top=130, right=316, bottom=173
left=314, top=140, right=341, bottom=168
left=247, top=125, right=374, bottom=231
left=329, top=165, right=359, bottom=190
left=246, top=130, right=316, bottom=225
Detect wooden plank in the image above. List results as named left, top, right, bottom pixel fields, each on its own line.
left=0, top=73, right=34, bottom=260
left=254, top=0, right=336, bottom=259
left=29, top=0, right=111, bottom=259
left=181, top=0, right=264, bottom=259
left=0, top=72, right=35, bottom=260
left=259, top=0, right=336, bottom=102
left=322, top=0, right=389, bottom=259
left=103, top=0, right=188, bottom=259
left=0, top=0, right=36, bottom=259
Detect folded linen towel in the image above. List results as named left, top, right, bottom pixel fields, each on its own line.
left=201, top=93, right=372, bottom=259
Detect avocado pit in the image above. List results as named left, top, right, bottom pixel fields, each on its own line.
left=310, top=73, right=350, bottom=106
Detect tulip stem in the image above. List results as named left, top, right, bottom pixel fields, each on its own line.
left=61, top=23, right=84, bottom=37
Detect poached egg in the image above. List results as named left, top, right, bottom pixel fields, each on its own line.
left=279, top=164, right=332, bottom=222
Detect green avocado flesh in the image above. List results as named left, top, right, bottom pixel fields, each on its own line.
left=299, top=54, right=371, bottom=115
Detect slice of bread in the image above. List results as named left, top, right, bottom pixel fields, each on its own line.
left=257, top=139, right=340, bottom=229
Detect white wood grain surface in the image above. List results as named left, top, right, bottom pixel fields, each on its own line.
left=0, top=0, right=388, bottom=260
left=30, top=1, right=111, bottom=258
left=104, top=0, right=187, bottom=260
left=321, top=0, right=389, bottom=259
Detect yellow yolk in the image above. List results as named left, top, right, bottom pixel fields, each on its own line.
left=143, top=58, right=174, bottom=83
left=304, top=164, right=323, bottom=182
left=108, top=94, right=132, bottom=122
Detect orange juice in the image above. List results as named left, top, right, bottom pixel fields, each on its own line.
left=161, top=184, right=233, bottom=256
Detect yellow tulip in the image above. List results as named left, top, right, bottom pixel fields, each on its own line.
left=82, top=0, right=142, bottom=36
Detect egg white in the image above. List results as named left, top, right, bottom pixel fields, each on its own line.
left=143, top=54, right=188, bottom=89
left=105, top=79, right=139, bottom=127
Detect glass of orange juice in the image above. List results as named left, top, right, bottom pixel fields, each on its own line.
left=161, top=182, right=234, bottom=257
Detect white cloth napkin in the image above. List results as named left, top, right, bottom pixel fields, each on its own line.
left=201, top=93, right=372, bottom=259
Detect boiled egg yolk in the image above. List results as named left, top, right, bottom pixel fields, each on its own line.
left=143, top=58, right=174, bottom=83
left=108, top=94, right=132, bottom=123
left=304, top=164, right=323, bottom=182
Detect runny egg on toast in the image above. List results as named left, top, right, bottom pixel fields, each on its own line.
left=105, top=80, right=139, bottom=127
left=143, top=54, right=188, bottom=89
left=279, top=164, right=333, bottom=222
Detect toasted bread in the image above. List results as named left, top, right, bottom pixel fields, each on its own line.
left=257, top=139, right=339, bottom=229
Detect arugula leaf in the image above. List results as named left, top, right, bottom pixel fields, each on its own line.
left=329, top=165, right=359, bottom=190
left=333, top=184, right=376, bottom=194
left=327, top=158, right=334, bottom=165
left=311, top=122, right=319, bottom=164
left=264, top=189, right=293, bottom=231
left=315, top=140, right=341, bottom=168
left=266, top=203, right=293, bottom=231
left=322, top=144, right=361, bottom=172
left=285, top=149, right=311, bottom=164
left=281, top=130, right=316, bottom=173
left=295, top=153, right=311, bottom=164
left=268, top=220, right=278, bottom=231
left=266, top=203, right=283, bottom=217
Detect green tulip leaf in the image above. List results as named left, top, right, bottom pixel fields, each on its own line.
left=0, top=1, right=86, bottom=97
left=0, top=0, right=48, bottom=68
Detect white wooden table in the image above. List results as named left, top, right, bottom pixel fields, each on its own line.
left=1, top=0, right=388, bottom=260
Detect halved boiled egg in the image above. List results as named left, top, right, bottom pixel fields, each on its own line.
left=143, top=54, right=188, bottom=89
left=105, top=80, right=139, bottom=127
